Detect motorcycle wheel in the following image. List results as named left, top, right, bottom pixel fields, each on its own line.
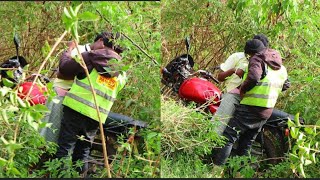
left=90, top=133, right=118, bottom=163
left=253, top=127, right=286, bottom=165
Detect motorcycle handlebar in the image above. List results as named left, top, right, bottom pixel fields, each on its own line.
left=192, top=70, right=220, bottom=84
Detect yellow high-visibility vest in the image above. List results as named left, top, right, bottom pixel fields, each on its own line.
left=63, top=69, right=127, bottom=123
left=241, top=65, right=287, bottom=108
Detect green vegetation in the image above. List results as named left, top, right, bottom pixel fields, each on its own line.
left=0, top=1, right=160, bottom=178
left=0, top=0, right=319, bottom=178
left=161, top=0, right=320, bottom=178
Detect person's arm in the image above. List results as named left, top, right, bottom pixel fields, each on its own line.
left=240, top=57, right=263, bottom=97
left=217, top=68, right=244, bottom=82
left=217, top=53, right=245, bottom=82
left=57, top=42, right=83, bottom=80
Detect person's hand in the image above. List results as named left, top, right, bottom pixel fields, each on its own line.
left=234, top=68, right=244, bottom=78
left=67, top=41, right=76, bottom=51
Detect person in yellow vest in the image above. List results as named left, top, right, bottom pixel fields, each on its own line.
left=213, top=39, right=288, bottom=166
left=55, top=32, right=126, bottom=175
left=213, top=34, right=290, bottom=135
left=40, top=34, right=109, bottom=143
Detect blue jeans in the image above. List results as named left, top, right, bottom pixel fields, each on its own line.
left=213, top=104, right=268, bottom=165
left=212, top=93, right=241, bottom=135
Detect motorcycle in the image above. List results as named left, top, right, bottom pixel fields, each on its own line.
left=161, top=37, right=304, bottom=165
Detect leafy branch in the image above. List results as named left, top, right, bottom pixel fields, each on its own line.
left=62, top=4, right=112, bottom=178
left=95, top=8, right=159, bottom=66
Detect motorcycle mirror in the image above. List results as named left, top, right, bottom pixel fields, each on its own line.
left=185, top=37, right=190, bottom=52
left=14, top=34, right=20, bottom=61
left=14, top=34, right=20, bottom=49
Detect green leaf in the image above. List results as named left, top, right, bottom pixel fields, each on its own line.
left=69, top=6, right=76, bottom=18
left=9, top=167, right=21, bottom=176
left=304, top=127, right=314, bottom=135
left=70, top=21, right=79, bottom=42
left=74, top=3, right=83, bottom=15
left=33, top=104, right=49, bottom=113
left=121, top=142, right=132, bottom=152
left=304, top=159, right=312, bottom=166
left=294, top=113, right=301, bottom=126
left=78, top=11, right=99, bottom=22
left=121, top=64, right=132, bottom=72
left=41, top=40, right=51, bottom=56
left=0, top=157, right=7, bottom=166
left=1, top=109, right=9, bottom=124
left=0, top=86, right=11, bottom=97
left=147, top=132, right=158, bottom=140
left=6, top=141, right=23, bottom=152
left=289, top=153, right=299, bottom=161
left=6, top=70, right=14, bottom=79
left=298, top=163, right=306, bottom=178
left=290, top=127, right=299, bottom=139
left=288, top=118, right=295, bottom=127
left=311, top=153, right=316, bottom=163
left=2, top=78, right=15, bottom=88
left=62, top=14, right=74, bottom=31
left=63, top=7, right=72, bottom=19
left=297, top=132, right=304, bottom=141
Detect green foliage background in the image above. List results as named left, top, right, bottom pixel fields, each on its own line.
left=161, top=0, right=320, bottom=178
left=0, top=1, right=160, bottom=178
left=0, top=0, right=319, bottom=178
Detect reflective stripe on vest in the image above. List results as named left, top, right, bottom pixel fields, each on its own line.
left=240, top=65, right=287, bottom=108
left=75, top=79, right=116, bottom=102
left=63, top=69, right=127, bottom=123
left=66, top=92, right=110, bottom=114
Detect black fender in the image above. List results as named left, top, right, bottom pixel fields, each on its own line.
left=103, top=112, right=148, bottom=135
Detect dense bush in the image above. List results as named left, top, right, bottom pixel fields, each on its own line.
left=161, top=96, right=225, bottom=157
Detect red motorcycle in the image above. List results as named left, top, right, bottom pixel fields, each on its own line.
left=161, top=38, right=304, bottom=165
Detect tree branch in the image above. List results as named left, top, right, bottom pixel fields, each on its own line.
left=95, top=9, right=159, bottom=66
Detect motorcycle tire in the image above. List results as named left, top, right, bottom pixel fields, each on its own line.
left=255, top=127, right=286, bottom=165
left=91, top=132, right=118, bottom=160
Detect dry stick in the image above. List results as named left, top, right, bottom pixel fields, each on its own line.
left=124, top=127, right=136, bottom=177
left=13, top=113, right=23, bottom=143
left=0, top=68, right=19, bottom=70
left=95, top=9, right=159, bottom=66
left=152, top=151, right=161, bottom=177
left=73, top=40, right=112, bottom=178
left=117, top=148, right=128, bottom=177
left=24, top=30, right=68, bottom=101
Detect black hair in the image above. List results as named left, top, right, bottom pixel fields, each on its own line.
left=94, top=32, right=125, bottom=54
left=244, top=39, right=266, bottom=55
left=253, top=34, right=269, bottom=47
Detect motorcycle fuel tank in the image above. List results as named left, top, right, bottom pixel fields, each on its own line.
left=178, top=77, right=221, bottom=111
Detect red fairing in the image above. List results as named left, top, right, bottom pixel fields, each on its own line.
left=178, top=77, right=221, bottom=112
left=17, top=82, right=48, bottom=105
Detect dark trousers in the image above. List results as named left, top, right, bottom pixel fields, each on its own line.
left=213, top=104, right=269, bottom=165
left=56, top=105, right=99, bottom=173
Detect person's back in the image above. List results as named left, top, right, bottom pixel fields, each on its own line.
left=240, top=47, right=287, bottom=118
left=55, top=31, right=127, bottom=176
